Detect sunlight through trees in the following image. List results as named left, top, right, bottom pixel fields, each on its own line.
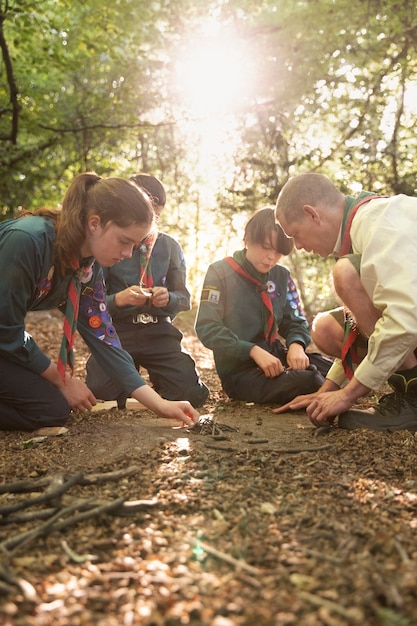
left=1, top=0, right=417, bottom=311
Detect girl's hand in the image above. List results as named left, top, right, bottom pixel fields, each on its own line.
left=60, top=376, right=97, bottom=411
left=157, top=400, right=200, bottom=426
left=150, top=286, right=169, bottom=308
left=132, top=385, right=199, bottom=426
left=42, top=363, right=97, bottom=411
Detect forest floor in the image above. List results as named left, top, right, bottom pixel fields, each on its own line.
left=1, top=310, right=417, bottom=625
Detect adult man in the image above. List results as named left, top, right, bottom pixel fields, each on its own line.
left=86, top=174, right=209, bottom=409
left=273, top=172, right=417, bottom=431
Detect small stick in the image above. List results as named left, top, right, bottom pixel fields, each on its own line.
left=61, top=540, right=97, bottom=564
left=297, top=590, right=363, bottom=622
left=79, top=465, right=141, bottom=485
left=205, top=443, right=236, bottom=452
left=273, top=444, right=332, bottom=454
left=197, top=540, right=263, bottom=577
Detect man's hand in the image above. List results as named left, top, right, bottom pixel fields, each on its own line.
left=304, top=388, right=353, bottom=426
left=272, top=391, right=321, bottom=414
left=273, top=377, right=370, bottom=427
left=272, top=379, right=341, bottom=423
left=272, top=389, right=343, bottom=426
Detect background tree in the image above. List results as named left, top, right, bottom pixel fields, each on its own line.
left=1, top=0, right=417, bottom=315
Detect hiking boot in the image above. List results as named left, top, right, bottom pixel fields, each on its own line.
left=388, top=365, right=417, bottom=396
left=338, top=391, right=417, bottom=432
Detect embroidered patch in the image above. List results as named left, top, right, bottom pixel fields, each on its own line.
left=89, top=315, right=102, bottom=329
left=201, top=287, right=220, bottom=303
left=35, top=266, right=54, bottom=300
left=266, top=280, right=276, bottom=294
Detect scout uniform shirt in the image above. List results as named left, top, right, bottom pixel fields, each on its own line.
left=104, top=232, right=191, bottom=321
left=195, top=252, right=311, bottom=379
left=327, top=193, right=417, bottom=391
left=0, top=215, right=145, bottom=395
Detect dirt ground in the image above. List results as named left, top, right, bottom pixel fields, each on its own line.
left=1, top=311, right=417, bottom=625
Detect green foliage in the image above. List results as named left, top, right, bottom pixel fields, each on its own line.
left=1, top=0, right=417, bottom=312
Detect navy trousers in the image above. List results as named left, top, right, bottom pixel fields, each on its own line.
left=86, top=320, right=209, bottom=408
left=220, top=340, right=331, bottom=405
left=0, top=356, right=71, bottom=431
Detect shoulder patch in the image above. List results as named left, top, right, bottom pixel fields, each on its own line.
left=201, top=287, right=220, bottom=303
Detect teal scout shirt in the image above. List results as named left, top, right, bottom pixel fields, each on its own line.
left=104, top=232, right=191, bottom=320
left=195, top=252, right=311, bottom=378
left=0, top=215, right=146, bottom=394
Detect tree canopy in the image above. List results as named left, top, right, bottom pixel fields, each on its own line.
left=1, top=0, right=416, bottom=311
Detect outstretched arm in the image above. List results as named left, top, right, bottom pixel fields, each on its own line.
left=273, top=376, right=370, bottom=427
left=131, top=385, right=199, bottom=426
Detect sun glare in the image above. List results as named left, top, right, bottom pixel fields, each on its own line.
left=174, top=22, right=253, bottom=116
left=171, top=19, right=256, bottom=255
left=172, top=19, right=255, bottom=200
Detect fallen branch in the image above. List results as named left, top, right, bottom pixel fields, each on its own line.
left=0, top=465, right=142, bottom=495
left=273, top=444, right=332, bottom=454
left=0, top=507, right=58, bottom=525
left=1, top=496, right=96, bottom=553
left=0, top=471, right=84, bottom=517
left=0, top=476, right=51, bottom=494
left=1, top=497, right=126, bottom=554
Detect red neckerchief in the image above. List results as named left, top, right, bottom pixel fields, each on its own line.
left=225, top=256, right=278, bottom=345
left=339, top=195, right=386, bottom=379
left=139, top=233, right=155, bottom=289
left=57, top=259, right=81, bottom=381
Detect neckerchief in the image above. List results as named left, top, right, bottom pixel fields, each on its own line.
left=138, top=233, right=155, bottom=289
left=339, top=194, right=386, bottom=379
left=225, top=250, right=278, bottom=345
left=57, top=259, right=82, bottom=381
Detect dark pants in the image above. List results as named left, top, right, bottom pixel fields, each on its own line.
left=222, top=366, right=325, bottom=405
left=86, top=320, right=209, bottom=408
left=0, top=356, right=71, bottom=431
left=221, top=341, right=331, bottom=405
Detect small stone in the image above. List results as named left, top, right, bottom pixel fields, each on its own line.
left=35, top=426, right=69, bottom=437
left=312, top=425, right=331, bottom=437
